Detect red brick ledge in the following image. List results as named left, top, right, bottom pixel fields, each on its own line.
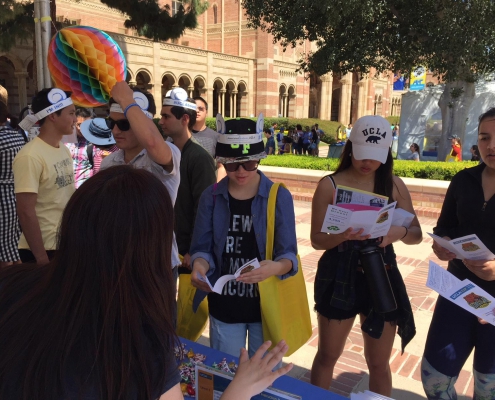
left=291, top=193, right=441, bottom=220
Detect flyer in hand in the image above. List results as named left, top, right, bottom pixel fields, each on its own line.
left=195, top=364, right=301, bottom=400
left=321, top=201, right=397, bottom=238
left=428, top=234, right=495, bottom=261
left=333, top=185, right=388, bottom=208
left=392, top=208, right=415, bottom=228
left=426, top=261, right=495, bottom=326
left=197, top=258, right=260, bottom=294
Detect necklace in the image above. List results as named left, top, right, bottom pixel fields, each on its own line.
left=350, top=175, right=374, bottom=185
left=352, top=178, right=374, bottom=184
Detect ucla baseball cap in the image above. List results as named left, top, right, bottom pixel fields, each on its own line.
left=349, top=116, right=392, bottom=164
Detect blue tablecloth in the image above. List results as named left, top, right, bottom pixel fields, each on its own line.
left=180, top=338, right=347, bottom=399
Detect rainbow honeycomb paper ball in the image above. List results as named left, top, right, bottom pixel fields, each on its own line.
left=48, top=26, right=126, bottom=107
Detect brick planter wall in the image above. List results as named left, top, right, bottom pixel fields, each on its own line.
left=259, top=166, right=450, bottom=220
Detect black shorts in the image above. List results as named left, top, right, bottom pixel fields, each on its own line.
left=315, top=268, right=399, bottom=322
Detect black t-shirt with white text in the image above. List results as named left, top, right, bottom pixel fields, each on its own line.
left=208, top=194, right=261, bottom=323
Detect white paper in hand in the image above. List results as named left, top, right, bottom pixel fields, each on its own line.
left=391, top=208, right=415, bottom=228
left=427, top=260, right=495, bottom=326
left=197, top=259, right=261, bottom=294
left=428, top=233, right=495, bottom=261
left=321, top=202, right=396, bottom=239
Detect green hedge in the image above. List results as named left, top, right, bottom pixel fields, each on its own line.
left=205, top=117, right=342, bottom=144
left=260, top=155, right=478, bottom=181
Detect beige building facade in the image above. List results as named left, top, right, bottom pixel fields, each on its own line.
left=1, top=0, right=404, bottom=123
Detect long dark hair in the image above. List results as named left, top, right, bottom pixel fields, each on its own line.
left=332, top=140, right=395, bottom=201
left=0, top=166, right=177, bottom=399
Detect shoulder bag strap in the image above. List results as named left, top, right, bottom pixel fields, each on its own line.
left=266, top=182, right=287, bottom=260
left=87, top=144, right=94, bottom=168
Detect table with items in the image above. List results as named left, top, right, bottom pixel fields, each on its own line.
left=176, top=338, right=348, bottom=399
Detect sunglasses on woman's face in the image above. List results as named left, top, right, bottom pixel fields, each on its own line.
left=223, top=160, right=259, bottom=172
left=106, top=118, right=131, bottom=132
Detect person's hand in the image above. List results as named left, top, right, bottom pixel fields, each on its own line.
left=220, top=340, right=293, bottom=400
left=432, top=237, right=456, bottom=261
left=236, top=261, right=276, bottom=284
left=36, top=254, right=50, bottom=267
left=379, top=225, right=407, bottom=248
left=190, top=262, right=212, bottom=293
left=462, top=259, right=495, bottom=281
left=477, top=308, right=495, bottom=324
left=340, top=227, right=371, bottom=242
left=181, top=253, right=191, bottom=270
left=110, top=81, right=134, bottom=107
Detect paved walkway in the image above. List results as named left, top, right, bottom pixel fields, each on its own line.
left=196, top=199, right=475, bottom=399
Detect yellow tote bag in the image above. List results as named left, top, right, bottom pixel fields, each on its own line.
left=445, top=150, right=457, bottom=162
left=176, top=270, right=209, bottom=341
left=258, top=183, right=312, bottom=356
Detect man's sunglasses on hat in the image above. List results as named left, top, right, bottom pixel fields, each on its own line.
left=222, top=160, right=259, bottom=172
left=106, top=118, right=131, bottom=132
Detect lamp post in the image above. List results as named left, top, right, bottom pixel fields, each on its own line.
left=34, top=0, right=52, bottom=90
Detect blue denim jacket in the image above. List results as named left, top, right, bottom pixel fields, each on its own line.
left=190, top=171, right=298, bottom=311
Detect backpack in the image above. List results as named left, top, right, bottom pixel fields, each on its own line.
left=276, top=132, right=283, bottom=143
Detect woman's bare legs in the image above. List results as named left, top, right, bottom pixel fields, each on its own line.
left=360, top=314, right=397, bottom=397
left=310, top=314, right=355, bottom=389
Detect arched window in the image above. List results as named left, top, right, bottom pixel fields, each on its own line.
left=172, top=1, right=182, bottom=16
left=213, top=4, right=218, bottom=24
left=374, top=94, right=383, bottom=116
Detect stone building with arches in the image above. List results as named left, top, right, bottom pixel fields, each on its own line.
left=0, top=0, right=404, bottom=124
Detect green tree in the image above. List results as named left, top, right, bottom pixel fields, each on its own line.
left=0, top=1, right=35, bottom=51
left=243, top=0, right=495, bottom=160
left=0, top=0, right=208, bottom=52
left=100, top=0, right=208, bottom=41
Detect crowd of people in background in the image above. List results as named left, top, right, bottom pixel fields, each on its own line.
left=265, top=122, right=324, bottom=157
left=0, top=82, right=494, bottom=400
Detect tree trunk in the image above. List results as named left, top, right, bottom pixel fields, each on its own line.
left=437, top=81, right=475, bottom=161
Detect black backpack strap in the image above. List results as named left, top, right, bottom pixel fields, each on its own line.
left=87, top=144, right=94, bottom=168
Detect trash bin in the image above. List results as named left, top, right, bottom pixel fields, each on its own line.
left=327, top=143, right=345, bottom=159
left=391, top=137, right=398, bottom=158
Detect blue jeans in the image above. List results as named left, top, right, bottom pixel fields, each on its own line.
left=209, top=314, right=263, bottom=359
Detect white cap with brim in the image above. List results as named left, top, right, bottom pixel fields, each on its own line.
left=80, top=118, right=116, bottom=146
left=349, top=115, right=393, bottom=164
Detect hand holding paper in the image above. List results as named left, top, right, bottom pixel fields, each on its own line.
left=427, top=260, right=495, bottom=326
left=463, top=259, right=495, bottom=282
left=236, top=260, right=281, bottom=284
left=197, top=259, right=260, bottom=294
left=428, top=233, right=495, bottom=261
left=321, top=202, right=397, bottom=239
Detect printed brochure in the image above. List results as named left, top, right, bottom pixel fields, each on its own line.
left=333, top=185, right=388, bottom=208
left=392, top=208, right=415, bottom=228
left=428, top=233, right=495, bottom=261
left=195, top=364, right=301, bottom=400
left=426, top=261, right=495, bottom=326
left=197, top=259, right=260, bottom=294
left=321, top=202, right=397, bottom=239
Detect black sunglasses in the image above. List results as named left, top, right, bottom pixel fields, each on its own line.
left=223, top=160, right=259, bottom=172
left=106, top=118, right=131, bottom=132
